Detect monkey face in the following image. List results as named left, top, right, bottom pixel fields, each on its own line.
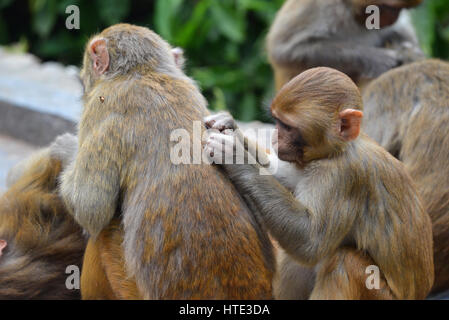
left=353, top=0, right=422, bottom=28
left=273, top=117, right=306, bottom=166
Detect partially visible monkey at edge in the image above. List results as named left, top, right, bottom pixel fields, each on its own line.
left=0, top=134, right=86, bottom=299
left=204, top=67, right=434, bottom=299
left=267, top=0, right=425, bottom=91
left=362, top=59, right=449, bottom=295
left=59, top=24, right=274, bottom=299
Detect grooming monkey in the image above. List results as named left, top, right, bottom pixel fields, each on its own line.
left=60, top=24, right=274, bottom=299
left=362, top=59, right=449, bottom=294
left=0, top=134, right=86, bottom=299
left=204, top=67, right=434, bottom=299
left=267, top=0, right=425, bottom=91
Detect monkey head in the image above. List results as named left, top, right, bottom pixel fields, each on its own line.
left=271, top=67, right=363, bottom=167
left=80, top=24, right=184, bottom=93
left=351, top=0, right=423, bottom=28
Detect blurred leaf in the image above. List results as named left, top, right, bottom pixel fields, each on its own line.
left=0, top=0, right=13, bottom=9
left=442, top=25, right=449, bottom=42
left=97, top=0, right=131, bottom=25
left=4, top=36, right=28, bottom=53
left=210, top=2, right=245, bottom=43
left=411, top=2, right=437, bottom=56
left=211, top=87, right=227, bottom=111
left=174, top=0, right=211, bottom=47
left=238, top=93, right=257, bottom=121
left=30, top=0, right=58, bottom=38
left=154, top=0, right=183, bottom=41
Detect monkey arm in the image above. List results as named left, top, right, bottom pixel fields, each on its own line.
left=205, top=131, right=352, bottom=265
left=223, top=161, right=350, bottom=266
left=60, top=128, right=121, bottom=237
left=285, top=42, right=401, bottom=79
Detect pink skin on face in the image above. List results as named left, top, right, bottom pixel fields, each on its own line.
left=0, top=240, right=7, bottom=257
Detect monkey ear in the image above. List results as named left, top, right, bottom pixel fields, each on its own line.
left=171, top=47, right=185, bottom=69
left=89, top=38, right=110, bottom=76
left=0, top=240, right=7, bottom=257
left=338, top=109, right=363, bottom=141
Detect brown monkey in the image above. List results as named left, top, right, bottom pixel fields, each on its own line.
left=204, top=67, right=434, bottom=299
left=362, top=59, right=449, bottom=294
left=0, top=134, right=86, bottom=299
left=267, top=0, right=424, bottom=91
left=60, top=24, right=274, bottom=299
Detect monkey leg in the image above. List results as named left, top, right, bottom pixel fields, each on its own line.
left=309, top=248, right=394, bottom=300
left=431, top=224, right=449, bottom=294
left=81, top=234, right=117, bottom=300
left=81, top=220, right=141, bottom=300
left=273, top=249, right=316, bottom=300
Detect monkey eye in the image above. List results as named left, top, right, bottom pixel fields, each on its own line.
left=277, top=120, right=292, bottom=132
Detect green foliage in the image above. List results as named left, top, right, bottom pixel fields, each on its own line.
left=0, top=0, right=448, bottom=121
left=0, top=0, right=283, bottom=121
left=411, top=0, right=449, bottom=59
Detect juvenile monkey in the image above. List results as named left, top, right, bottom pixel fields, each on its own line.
left=267, top=0, right=425, bottom=91
left=60, top=24, right=274, bottom=299
left=204, top=67, right=434, bottom=299
left=362, top=59, right=449, bottom=294
left=0, top=134, right=86, bottom=299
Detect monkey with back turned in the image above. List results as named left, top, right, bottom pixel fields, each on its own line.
left=362, top=59, right=449, bottom=294
left=60, top=23, right=274, bottom=299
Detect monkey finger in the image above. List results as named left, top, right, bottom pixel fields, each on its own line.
left=204, top=112, right=234, bottom=131
left=204, top=145, right=225, bottom=164
left=208, top=132, right=235, bottom=144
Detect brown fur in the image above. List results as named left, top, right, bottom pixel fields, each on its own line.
left=205, top=67, right=434, bottom=299
left=267, top=0, right=424, bottom=91
left=60, top=24, right=274, bottom=299
left=0, top=148, right=86, bottom=299
left=363, top=59, right=449, bottom=294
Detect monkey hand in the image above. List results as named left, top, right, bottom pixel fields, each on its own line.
left=204, top=112, right=238, bottom=132
left=394, top=42, right=426, bottom=64
left=363, top=49, right=403, bottom=78
left=205, top=130, right=240, bottom=165
left=204, top=130, right=266, bottom=170
left=49, top=133, right=78, bottom=169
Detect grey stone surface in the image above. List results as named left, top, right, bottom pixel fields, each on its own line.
left=0, top=134, right=36, bottom=192
left=0, top=47, right=274, bottom=147
left=0, top=47, right=82, bottom=121
left=0, top=48, right=81, bottom=146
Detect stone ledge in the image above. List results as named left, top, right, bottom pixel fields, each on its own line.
left=0, top=47, right=274, bottom=149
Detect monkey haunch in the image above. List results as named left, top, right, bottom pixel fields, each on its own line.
left=267, top=0, right=424, bottom=91
left=60, top=24, right=274, bottom=299
left=205, top=67, right=434, bottom=300
left=363, top=59, right=449, bottom=294
left=0, top=134, right=85, bottom=299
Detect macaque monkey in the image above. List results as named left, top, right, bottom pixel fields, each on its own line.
left=362, top=59, right=449, bottom=294
left=204, top=67, right=434, bottom=299
left=0, top=134, right=86, bottom=299
left=267, top=0, right=425, bottom=91
left=60, top=24, right=274, bottom=299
